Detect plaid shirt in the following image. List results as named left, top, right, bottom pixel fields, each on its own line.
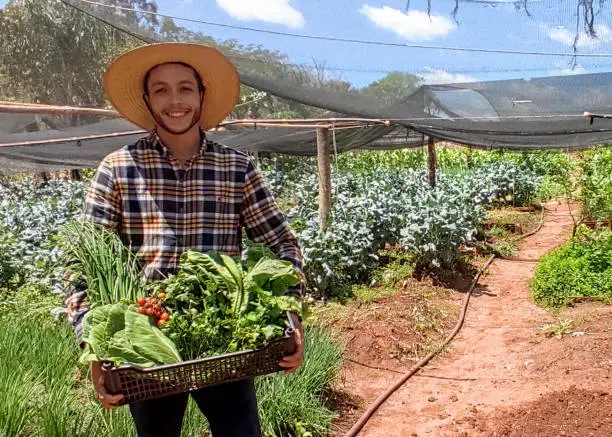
left=66, top=131, right=303, bottom=343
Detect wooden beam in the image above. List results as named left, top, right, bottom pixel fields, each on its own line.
left=0, top=103, right=120, bottom=118
left=427, top=136, right=437, bottom=187
left=316, top=127, right=332, bottom=230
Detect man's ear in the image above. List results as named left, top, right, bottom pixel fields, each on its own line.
left=143, top=93, right=154, bottom=116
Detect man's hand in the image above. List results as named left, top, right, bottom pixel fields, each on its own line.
left=278, top=316, right=304, bottom=375
left=90, top=361, right=124, bottom=409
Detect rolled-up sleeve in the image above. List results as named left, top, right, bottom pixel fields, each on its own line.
left=241, top=160, right=305, bottom=297
left=82, top=157, right=121, bottom=230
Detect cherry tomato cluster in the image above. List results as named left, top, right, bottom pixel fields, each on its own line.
left=137, top=293, right=169, bottom=327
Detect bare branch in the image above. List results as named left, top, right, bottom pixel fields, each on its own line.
left=522, top=0, right=532, bottom=18
left=584, top=0, right=596, bottom=37
left=573, top=1, right=582, bottom=61
left=452, top=0, right=460, bottom=25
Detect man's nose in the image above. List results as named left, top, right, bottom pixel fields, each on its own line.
left=168, top=89, right=182, bottom=104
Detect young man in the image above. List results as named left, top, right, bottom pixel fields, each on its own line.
left=65, top=43, right=305, bottom=437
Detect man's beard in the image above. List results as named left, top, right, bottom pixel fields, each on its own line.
left=152, top=107, right=201, bottom=135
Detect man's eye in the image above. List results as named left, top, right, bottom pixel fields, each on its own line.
left=154, top=88, right=166, bottom=95
left=181, top=86, right=194, bottom=92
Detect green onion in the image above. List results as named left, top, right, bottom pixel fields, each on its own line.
left=58, top=220, right=145, bottom=306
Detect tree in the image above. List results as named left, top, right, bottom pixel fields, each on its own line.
left=0, top=0, right=351, bottom=119
left=361, top=72, right=421, bottom=107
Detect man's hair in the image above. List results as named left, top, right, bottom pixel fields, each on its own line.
left=143, top=62, right=205, bottom=95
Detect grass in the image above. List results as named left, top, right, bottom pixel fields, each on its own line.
left=257, top=327, right=344, bottom=436
left=312, top=257, right=459, bottom=365
left=484, top=207, right=542, bottom=259
left=0, top=289, right=343, bottom=437
left=540, top=318, right=574, bottom=339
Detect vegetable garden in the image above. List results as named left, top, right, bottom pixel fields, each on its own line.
left=0, top=145, right=610, bottom=436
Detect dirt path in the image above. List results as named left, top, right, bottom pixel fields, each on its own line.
left=340, top=203, right=612, bottom=436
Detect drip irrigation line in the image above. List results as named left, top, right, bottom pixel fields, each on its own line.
left=342, top=253, right=496, bottom=437
left=346, top=358, right=404, bottom=375
left=521, top=205, right=547, bottom=238
left=343, top=204, right=547, bottom=436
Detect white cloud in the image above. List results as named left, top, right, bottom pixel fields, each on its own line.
left=216, top=0, right=305, bottom=29
left=550, top=63, right=588, bottom=76
left=544, top=24, right=612, bottom=48
left=359, top=5, right=455, bottom=41
left=420, top=68, right=475, bottom=85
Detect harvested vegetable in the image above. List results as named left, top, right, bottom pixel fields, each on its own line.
left=58, top=221, right=145, bottom=306
left=80, top=302, right=182, bottom=367
left=60, top=219, right=303, bottom=366
left=154, top=246, right=303, bottom=360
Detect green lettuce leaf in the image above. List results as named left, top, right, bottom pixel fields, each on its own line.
left=79, top=303, right=181, bottom=367
left=125, top=309, right=182, bottom=365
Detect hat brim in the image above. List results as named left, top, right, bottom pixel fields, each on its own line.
left=103, top=43, right=240, bottom=131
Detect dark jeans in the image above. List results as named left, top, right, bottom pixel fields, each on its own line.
left=129, top=378, right=262, bottom=437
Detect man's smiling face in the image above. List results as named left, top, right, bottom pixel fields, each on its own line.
left=145, top=63, right=204, bottom=135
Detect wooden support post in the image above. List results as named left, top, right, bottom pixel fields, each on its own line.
left=252, top=150, right=259, bottom=169
left=38, top=172, right=49, bottom=183
left=316, top=127, right=332, bottom=230
left=70, top=169, right=82, bottom=181
left=466, top=146, right=473, bottom=169
left=427, top=136, right=437, bottom=187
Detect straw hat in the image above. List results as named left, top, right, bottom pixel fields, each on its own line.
left=103, top=43, right=240, bottom=131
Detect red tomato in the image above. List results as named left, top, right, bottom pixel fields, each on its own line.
left=156, top=319, right=166, bottom=328
left=157, top=293, right=166, bottom=300
left=137, top=298, right=146, bottom=306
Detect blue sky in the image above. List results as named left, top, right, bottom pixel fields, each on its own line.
left=152, top=0, right=612, bottom=87
left=5, top=0, right=612, bottom=87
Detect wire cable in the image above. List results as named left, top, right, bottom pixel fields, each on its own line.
left=71, top=0, right=612, bottom=58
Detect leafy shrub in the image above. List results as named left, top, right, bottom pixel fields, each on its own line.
left=536, top=175, right=569, bottom=202
left=531, top=226, right=612, bottom=307
left=0, top=233, right=17, bottom=289
left=285, top=170, right=485, bottom=297
left=474, top=162, right=542, bottom=206
left=398, top=172, right=485, bottom=272
left=290, top=171, right=409, bottom=298
left=577, top=147, right=612, bottom=221
left=0, top=179, right=86, bottom=281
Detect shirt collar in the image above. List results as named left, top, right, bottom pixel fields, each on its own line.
left=147, top=129, right=208, bottom=159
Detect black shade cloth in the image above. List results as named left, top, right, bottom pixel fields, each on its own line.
left=2, top=0, right=612, bottom=174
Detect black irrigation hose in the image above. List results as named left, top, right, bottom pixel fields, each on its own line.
left=521, top=205, right=546, bottom=239
left=343, top=253, right=496, bottom=437
left=343, top=206, right=547, bottom=437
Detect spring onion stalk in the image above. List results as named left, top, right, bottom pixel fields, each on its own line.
left=58, top=220, right=145, bottom=306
